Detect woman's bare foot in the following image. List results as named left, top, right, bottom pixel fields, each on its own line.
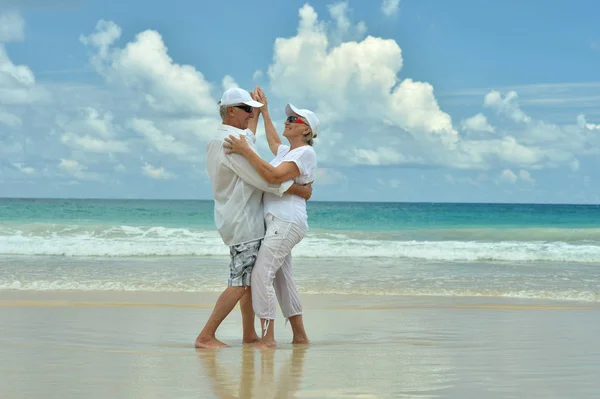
left=195, top=336, right=229, bottom=349
left=242, top=334, right=260, bottom=344
left=291, top=337, right=310, bottom=345
left=252, top=339, right=277, bottom=349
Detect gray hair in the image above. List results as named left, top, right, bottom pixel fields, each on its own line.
left=219, top=105, right=228, bottom=119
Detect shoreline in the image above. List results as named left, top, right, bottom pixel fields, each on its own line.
left=1, top=289, right=597, bottom=309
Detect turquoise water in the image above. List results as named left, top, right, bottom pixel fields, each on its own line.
left=1, top=198, right=599, bottom=301
left=2, top=198, right=600, bottom=230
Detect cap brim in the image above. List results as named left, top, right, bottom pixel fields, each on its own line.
left=242, top=100, right=264, bottom=108
left=285, top=103, right=301, bottom=117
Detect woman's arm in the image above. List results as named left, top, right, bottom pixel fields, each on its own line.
left=254, top=87, right=281, bottom=156
left=246, top=92, right=261, bottom=134
left=224, top=135, right=300, bottom=184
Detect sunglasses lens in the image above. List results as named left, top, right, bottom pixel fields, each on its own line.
left=234, top=105, right=252, bottom=113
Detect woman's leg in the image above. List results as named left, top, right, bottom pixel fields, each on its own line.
left=251, top=214, right=297, bottom=348
left=274, top=253, right=309, bottom=344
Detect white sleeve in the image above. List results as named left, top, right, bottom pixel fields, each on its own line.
left=282, top=147, right=317, bottom=176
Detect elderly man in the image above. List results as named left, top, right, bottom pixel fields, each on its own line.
left=195, top=88, right=312, bottom=349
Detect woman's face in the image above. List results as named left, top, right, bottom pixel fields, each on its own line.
left=283, top=113, right=310, bottom=140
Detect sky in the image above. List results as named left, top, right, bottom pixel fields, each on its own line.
left=1, top=0, right=600, bottom=203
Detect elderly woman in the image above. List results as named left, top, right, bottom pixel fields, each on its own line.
left=224, top=87, right=318, bottom=348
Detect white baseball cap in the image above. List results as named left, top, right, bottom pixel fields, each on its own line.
left=285, top=103, right=320, bottom=137
left=218, top=88, right=263, bottom=108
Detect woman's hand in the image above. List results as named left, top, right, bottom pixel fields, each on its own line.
left=250, top=91, right=261, bottom=119
left=224, top=134, right=252, bottom=156
left=254, top=86, right=269, bottom=114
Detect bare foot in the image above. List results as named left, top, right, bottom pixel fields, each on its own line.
left=194, top=336, right=229, bottom=349
left=291, top=338, right=310, bottom=345
left=242, top=334, right=260, bottom=344
left=252, top=339, right=277, bottom=349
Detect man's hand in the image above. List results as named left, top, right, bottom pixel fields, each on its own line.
left=286, top=182, right=312, bottom=200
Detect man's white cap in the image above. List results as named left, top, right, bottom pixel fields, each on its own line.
left=285, top=103, right=320, bottom=137
left=218, top=87, right=263, bottom=108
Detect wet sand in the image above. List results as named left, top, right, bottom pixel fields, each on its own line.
left=1, top=291, right=599, bottom=398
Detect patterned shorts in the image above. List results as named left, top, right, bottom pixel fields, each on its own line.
left=228, top=239, right=261, bottom=287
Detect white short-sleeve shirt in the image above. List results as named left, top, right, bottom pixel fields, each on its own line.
left=263, top=144, right=317, bottom=230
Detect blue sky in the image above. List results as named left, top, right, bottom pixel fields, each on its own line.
left=1, top=0, right=600, bottom=203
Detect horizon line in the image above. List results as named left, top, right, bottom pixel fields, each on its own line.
left=1, top=196, right=599, bottom=207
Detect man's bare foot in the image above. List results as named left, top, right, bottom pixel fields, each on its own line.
left=291, top=338, right=310, bottom=345
left=194, top=336, right=229, bottom=349
left=252, top=339, right=277, bottom=349
left=242, top=334, right=260, bottom=344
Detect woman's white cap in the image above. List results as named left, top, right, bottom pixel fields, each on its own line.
left=285, top=103, right=320, bottom=137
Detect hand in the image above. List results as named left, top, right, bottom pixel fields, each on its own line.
left=250, top=92, right=261, bottom=118
left=223, top=134, right=251, bottom=155
left=254, top=86, right=269, bottom=114
left=301, top=182, right=313, bottom=200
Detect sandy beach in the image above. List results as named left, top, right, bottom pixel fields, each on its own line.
left=1, top=290, right=599, bottom=398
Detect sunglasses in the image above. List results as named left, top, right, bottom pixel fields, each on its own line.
left=233, top=105, right=253, bottom=113
left=286, top=115, right=308, bottom=125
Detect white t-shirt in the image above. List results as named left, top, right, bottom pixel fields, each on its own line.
left=263, top=144, right=317, bottom=230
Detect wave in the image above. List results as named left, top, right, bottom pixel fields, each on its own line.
left=1, top=280, right=597, bottom=302
left=1, top=223, right=600, bottom=263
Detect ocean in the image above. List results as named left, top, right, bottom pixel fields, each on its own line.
left=1, top=198, right=599, bottom=302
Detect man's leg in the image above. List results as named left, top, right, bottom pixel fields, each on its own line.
left=195, top=239, right=261, bottom=348
left=240, top=288, right=259, bottom=344
left=195, top=286, right=247, bottom=348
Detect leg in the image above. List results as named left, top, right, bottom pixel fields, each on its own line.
left=251, top=215, right=299, bottom=349
left=274, top=254, right=309, bottom=344
left=195, top=286, right=247, bottom=348
left=251, top=241, right=279, bottom=349
left=195, top=239, right=261, bottom=348
left=240, top=288, right=259, bottom=344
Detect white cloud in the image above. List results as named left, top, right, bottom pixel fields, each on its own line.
left=499, top=169, right=518, bottom=184
left=576, top=114, right=600, bottom=131
left=268, top=3, right=458, bottom=166
left=61, top=133, right=129, bottom=153
left=570, top=159, right=580, bottom=171
left=81, top=20, right=216, bottom=116
left=12, top=162, right=35, bottom=174
left=59, top=158, right=102, bottom=181
left=328, top=2, right=367, bottom=45
left=484, top=90, right=531, bottom=123
left=0, top=11, right=24, bottom=42
left=315, top=168, right=346, bottom=185
left=141, top=162, right=175, bottom=180
left=129, top=118, right=188, bottom=156
left=56, top=107, right=118, bottom=138
left=499, top=169, right=535, bottom=184
left=461, top=113, right=495, bottom=133
left=221, top=75, right=238, bottom=91
left=518, top=170, right=535, bottom=184
left=79, top=20, right=121, bottom=58
left=0, top=107, right=21, bottom=126
left=381, top=0, right=400, bottom=16
left=252, top=70, right=264, bottom=81
left=0, top=42, right=41, bottom=106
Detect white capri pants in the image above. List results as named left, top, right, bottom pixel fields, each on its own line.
left=251, top=213, right=306, bottom=322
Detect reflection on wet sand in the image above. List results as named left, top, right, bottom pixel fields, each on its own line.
left=197, top=347, right=307, bottom=399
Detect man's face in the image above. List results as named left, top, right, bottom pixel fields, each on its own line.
left=229, top=104, right=254, bottom=130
